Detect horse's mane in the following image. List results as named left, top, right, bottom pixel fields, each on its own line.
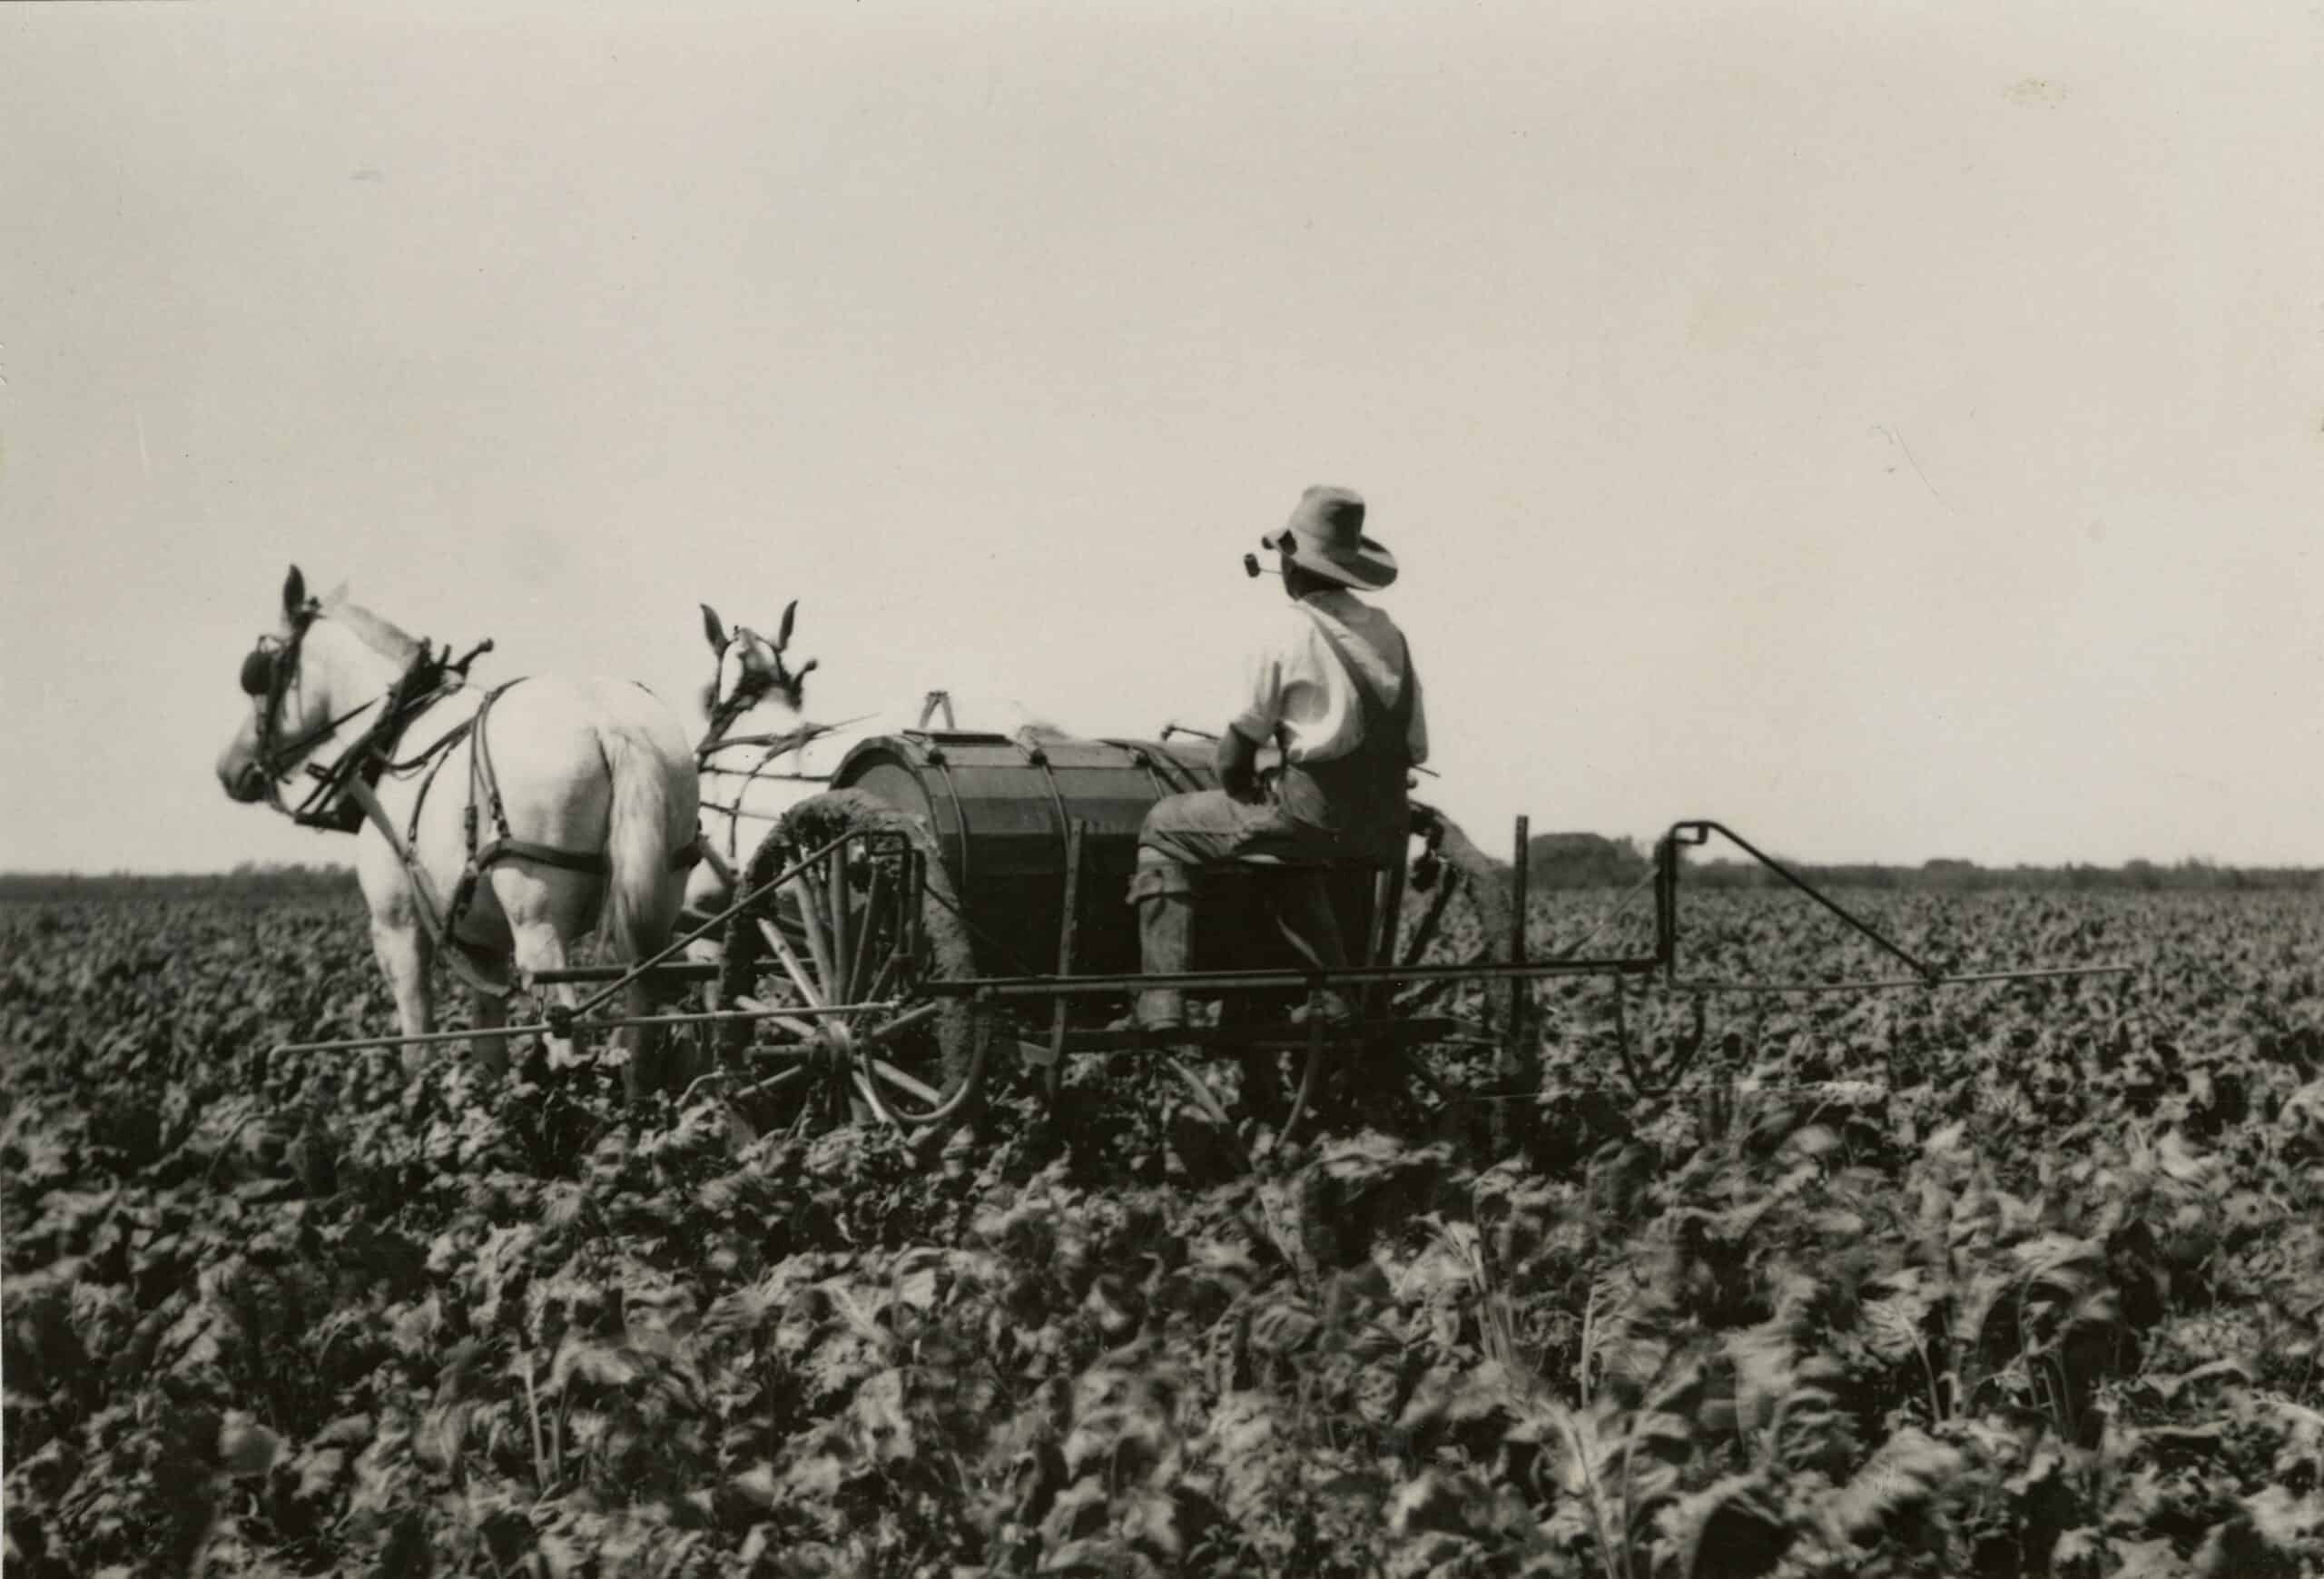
left=323, top=595, right=427, bottom=669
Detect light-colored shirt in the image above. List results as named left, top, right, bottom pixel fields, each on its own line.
left=1226, top=589, right=1429, bottom=766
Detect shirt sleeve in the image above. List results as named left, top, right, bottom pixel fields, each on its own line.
left=1224, top=609, right=1295, bottom=744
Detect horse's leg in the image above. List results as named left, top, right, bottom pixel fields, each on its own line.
left=507, top=919, right=582, bottom=1073
left=371, top=917, right=436, bottom=1081
left=682, top=858, right=729, bottom=1015
left=469, top=983, right=511, bottom=1082
left=628, top=972, right=675, bottom=1102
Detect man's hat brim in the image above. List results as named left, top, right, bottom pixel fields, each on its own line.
left=1264, top=526, right=1398, bottom=590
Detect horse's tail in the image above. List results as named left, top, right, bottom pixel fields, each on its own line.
left=595, top=717, right=694, bottom=964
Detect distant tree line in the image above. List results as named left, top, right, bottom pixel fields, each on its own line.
left=1682, top=854, right=2319, bottom=893
left=0, top=863, right=364, bottom=904
left=4, top=846, right=2315, bottom=905
left=1508, top=834, right=2319, bottom=893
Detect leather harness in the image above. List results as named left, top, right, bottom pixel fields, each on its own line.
left=248, top=615, right=700, bottom=998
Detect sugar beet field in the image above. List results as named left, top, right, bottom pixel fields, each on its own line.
left=5, top=886, right=2324, bottom=1577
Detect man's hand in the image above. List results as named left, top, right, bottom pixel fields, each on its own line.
left=1216, top=725, right=1265, bottom=804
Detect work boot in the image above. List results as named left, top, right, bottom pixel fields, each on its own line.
left=1130, top=862, right=1196, bottom=1038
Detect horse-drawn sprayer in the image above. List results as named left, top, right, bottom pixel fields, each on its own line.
left=233, top=575, right=2132, bottom=1158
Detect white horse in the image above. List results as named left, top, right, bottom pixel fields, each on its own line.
left=686, top=600, right=1063, bottom=927
left=688, top=600, right=825, bottom=928
left=216, top=566, right=702, bottom=1092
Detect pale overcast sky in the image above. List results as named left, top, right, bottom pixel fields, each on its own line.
left=3, top=0, right=2319, bottom=873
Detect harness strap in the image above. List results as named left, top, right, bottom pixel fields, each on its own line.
left=346, top=679, right=704, bottom=1001
left=476, top=836, right=611, bottom=875
left=340, top=775, right=515, bottom=1001
left=403, top=720, right=471, bottom=853
left=441, top=681, right=525, bottom=942
left=438, top=679, right=698, bottom=945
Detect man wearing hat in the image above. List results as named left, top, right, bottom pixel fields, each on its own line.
left=1129, top=485, right=1428, bottom=1038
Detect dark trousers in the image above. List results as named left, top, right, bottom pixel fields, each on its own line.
left=1131, top=789, right=1356, bottom=1023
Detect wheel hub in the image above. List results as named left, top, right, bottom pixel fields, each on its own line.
left=806, top=1018, right=856, bottom=1071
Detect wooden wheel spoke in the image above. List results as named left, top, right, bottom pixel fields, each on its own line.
left=858, top=1001, right=943, bottom=1050
left=792, top=868, right=842, bottom=997
left=742, top=1063, right=811, bottom=1099
left=866, top=1057, right=941, bottom=1108
left=842, top=858, right=892, bottom=1004
left=859, top=950, right=905, bottom=1012
left=730, top=792, right=986, bottom=1143
left=849, top=1069, right=888, bottom=1125
left=737, top=995, right=822, bottom=1041
left=828, top=849, right=853, bottom=997
left=757, top=917, right=826, bottom=1008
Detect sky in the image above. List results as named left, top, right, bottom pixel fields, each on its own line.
left=3, top=0, right=2319, bottom=873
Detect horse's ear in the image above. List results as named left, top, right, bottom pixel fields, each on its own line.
left=323, top=580, right=350, bottom=607
left=283, top=566, right=307, bottom=619
left=700, top=604, right=728, bottom=654
left=776, top=601, right=797, bottom=653
left=794, top=656, right=818, bottom=681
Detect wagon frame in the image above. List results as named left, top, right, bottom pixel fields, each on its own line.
left=274, top=706, right=2132, bottom=1149
left=551, top=804, right=2126, bottom=1146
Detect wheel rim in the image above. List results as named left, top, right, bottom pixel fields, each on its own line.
left=1386, top=809, right=1520, bottom=1123
left=724, top=795, right=986, bottom=1136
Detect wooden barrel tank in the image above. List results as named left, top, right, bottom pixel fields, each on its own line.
left=829, top=730, right=1382, bottom=982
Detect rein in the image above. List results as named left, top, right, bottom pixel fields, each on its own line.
left=698, top=682, right=771, bottom=764
left=243, top=606, right=485, bottom=833
left=694, top=713, right=876, bottom=870
left=694, top=617, right=819, bottom=766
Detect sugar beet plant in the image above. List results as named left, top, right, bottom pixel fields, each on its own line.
left=5, top=890, right=2323, bottom=1576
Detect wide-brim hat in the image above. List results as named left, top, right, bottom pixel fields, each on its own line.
left=1261, top=485, right=1397, bottom=590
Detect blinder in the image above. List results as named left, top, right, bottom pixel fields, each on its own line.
left=241, top=645, right=280, bottom=697
left=240, top=609, right=318, bottom=783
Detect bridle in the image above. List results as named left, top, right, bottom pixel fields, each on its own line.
left=238, top=602, right=474, bottom=829
left=239, top=604, right=380, bottom=815
left=698, top=627, right=816, bottom=761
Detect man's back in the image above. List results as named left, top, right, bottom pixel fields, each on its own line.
left=1230, top=587, right=1429, bottom=768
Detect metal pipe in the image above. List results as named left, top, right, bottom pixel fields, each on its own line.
left=270, top=998, right=903, bottom=1056
left=1668, top=820, right=1938, bottom=981
left=566, top=826, right=907, bottom=1017
left=530, top=961, right=723, bottom=985
left=912, top=952, right=2132, bottom=1001
left=926, top=955, right=1669, bottom=998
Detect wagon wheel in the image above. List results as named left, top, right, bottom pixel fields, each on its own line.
left=1379, top=804, right=1527, bottom=1138
left=715, top=790, right=990, bottom=1140
left=1392, top=804, right=1514, bottom=1018
left=1261, top=803, right=1516, bottom=1140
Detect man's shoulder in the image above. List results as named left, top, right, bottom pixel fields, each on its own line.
left=1249, top=599, right=1331, bottom=653
left=1312, top=592, right=1408, bottom=655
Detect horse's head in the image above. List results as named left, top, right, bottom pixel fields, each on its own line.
left=215, top=565, right=392, bottom=806
left=700, top=600, right=818, bottom=733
